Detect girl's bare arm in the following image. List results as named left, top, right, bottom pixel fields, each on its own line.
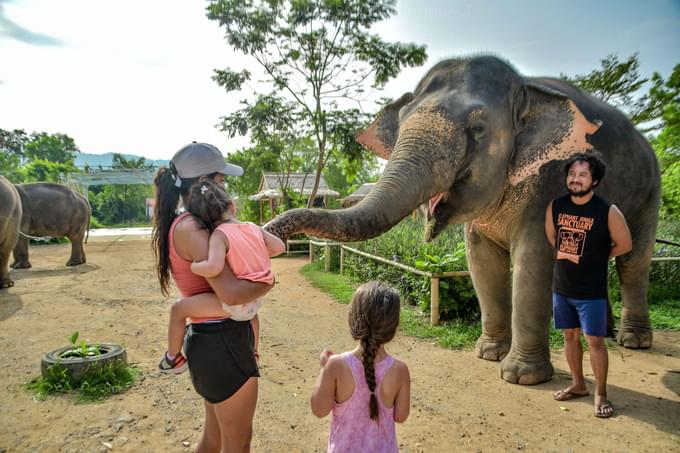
left=261, top=228, right=286, bottom=257
left=310, top=349, right=338, bottom=418
left=393, top=361, right=411, bottom=423
left=191, top=230, right=228, bottom=277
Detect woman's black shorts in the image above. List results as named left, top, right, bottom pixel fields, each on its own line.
left=184, top=319, right=259, bottom=403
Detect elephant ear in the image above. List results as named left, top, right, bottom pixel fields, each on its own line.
left=356, top=92, right=413, bottom=159
left=508, top=79, right=602, bottom=186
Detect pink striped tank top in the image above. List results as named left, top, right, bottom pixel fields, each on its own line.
left=328, top=352, right=398, bottom=453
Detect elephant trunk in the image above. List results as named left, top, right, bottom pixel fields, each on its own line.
left=264, top=151, right=435, bottom=242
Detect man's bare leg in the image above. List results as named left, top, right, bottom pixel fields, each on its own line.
left=554, top=328, right=589, bottom=399
left=586, top=334, right=613, bottom=417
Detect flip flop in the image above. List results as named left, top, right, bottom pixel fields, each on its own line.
left=553, top=388, right=590, bottom=401
left=594, top=400, right=614, bottom=418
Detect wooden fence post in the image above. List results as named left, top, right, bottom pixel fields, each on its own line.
left=339, top=247, right=344, bottom=275
left=430, top=277, right=440, bottom=326
left=324, top=244, right=331, bottom=272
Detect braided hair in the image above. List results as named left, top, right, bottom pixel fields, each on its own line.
left=348, top=281, right=401, bottom=421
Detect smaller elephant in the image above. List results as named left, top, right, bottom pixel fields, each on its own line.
left=12, top=182, right=91, bottom=268
left=0, top=176, right=22, bottom=288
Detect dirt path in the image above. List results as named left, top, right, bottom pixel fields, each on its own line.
left=0, top=236, right=678, bottom=452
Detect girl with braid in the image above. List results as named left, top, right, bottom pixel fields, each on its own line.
left=311, top=281, right=411, bottom=452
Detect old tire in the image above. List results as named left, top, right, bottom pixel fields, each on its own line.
left=41, top=343, right=127, bottom=383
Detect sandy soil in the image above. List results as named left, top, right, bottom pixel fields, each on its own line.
left=0, top=235, right=678, bottom=453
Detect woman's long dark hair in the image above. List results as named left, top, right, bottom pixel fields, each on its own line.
left=348, top=281, right=401, bottom=421
left=151, top=163, right=197, bottom=296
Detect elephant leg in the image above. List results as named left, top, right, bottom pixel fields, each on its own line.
left=66, top=231, right=86, bottom=266
left=466, top=226, right=512, bottom=361
left=11, top=237, right=31, bottom=269
left=0, top=244, right=14, bottom=289
left=616, top=242, right=653, bottom=349
left=500, top=229, right=554, bottom=385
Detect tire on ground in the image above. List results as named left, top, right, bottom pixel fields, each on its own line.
left=41, top=343, right=127, bottom=382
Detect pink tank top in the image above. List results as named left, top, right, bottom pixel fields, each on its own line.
left=169, top=212, right=225, bottom=322
left=217, top=222, right=274, bottom=284
left=328, top=352, right=398, bottom=453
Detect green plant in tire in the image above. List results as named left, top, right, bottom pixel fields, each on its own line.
left=61, top=331, right=102, bottom=358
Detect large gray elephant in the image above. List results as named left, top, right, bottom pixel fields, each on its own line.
left=12, top=182, right=91, bottom=268
left=0, top=176, right=22, bottom=288
left=265, top=56, right=660, bottom=385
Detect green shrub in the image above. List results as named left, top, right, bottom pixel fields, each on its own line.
left=27, top=362, right=137, bottom=402
left=341, top=218, right=479, bottom=322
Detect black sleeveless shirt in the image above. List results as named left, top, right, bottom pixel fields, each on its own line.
left=552, top=194, right=611, bottom=299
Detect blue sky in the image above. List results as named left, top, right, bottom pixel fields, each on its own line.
left=1, top=0, right=678, bottom=160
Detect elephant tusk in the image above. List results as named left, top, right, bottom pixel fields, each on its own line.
left=428, top=193, right=446, bottom=216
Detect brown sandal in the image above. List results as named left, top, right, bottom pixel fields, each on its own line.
left=594, top=400, right=614, bottom=418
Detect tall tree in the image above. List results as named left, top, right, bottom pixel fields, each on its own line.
left=0, top=128, right=29, bottom=181
left=207, top=0, right=427, bottom=206
left=648, top=64, right=680, bottom=217
left=23, top=132, right=78, bottom=164
left=561, top=54, right=657, bottom=128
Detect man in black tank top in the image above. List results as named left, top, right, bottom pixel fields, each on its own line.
left=545, top=153, right=632, bottom=419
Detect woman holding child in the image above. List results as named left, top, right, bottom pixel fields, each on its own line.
left=152, top=142, right=272, bottom=452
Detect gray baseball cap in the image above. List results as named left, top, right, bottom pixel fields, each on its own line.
left=171, top=142, right=243, bottom=178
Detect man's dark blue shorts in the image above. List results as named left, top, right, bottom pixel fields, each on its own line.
left=552, top=292, right=607, bottom=337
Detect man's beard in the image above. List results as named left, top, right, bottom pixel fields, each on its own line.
left=568, top=184, right=593, bottom=197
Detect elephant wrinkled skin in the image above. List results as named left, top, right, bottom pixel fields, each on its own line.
left=265, top=56, right=660, bottom=385
left=12, top=183, right=91, bottom=269
left=0, top=176, right=22, bottom=288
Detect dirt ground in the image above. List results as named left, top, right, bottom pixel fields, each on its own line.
left=0, top=235, right=678, bottom=453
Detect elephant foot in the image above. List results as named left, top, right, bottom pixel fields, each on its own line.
left=0, top=278, right=14, bottom=289
left=66, top=258, right=86, bottom=267
left=10, top=261, right=31, bottom=269
left=500, top=350, right=553, bottom=385
left=617, top=325, right=652, bottom=349
left=475, top=336, right=511, bottom=361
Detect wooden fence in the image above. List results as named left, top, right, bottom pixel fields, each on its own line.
left=296, top=239, right=468, bottom=326
left=287, top=238, right=680, bottom=327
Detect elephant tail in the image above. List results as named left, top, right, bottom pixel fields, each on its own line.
left=85, top=200, right=91, bottom=244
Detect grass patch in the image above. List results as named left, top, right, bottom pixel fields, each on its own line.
left=611, top=299, right=680, bottom=331
left=400, top=306, right=481, bottom=348
left=301, top=262, right=481, bottom=349
left=300, top=262, right=356, bottom=304
left=27, top=361, right=138, bottom=403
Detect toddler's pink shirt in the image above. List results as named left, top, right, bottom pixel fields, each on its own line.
left=216, top=222, right=274, bottom=284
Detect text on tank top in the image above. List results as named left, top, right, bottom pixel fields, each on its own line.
left=552, top=194, right=611, bottom=299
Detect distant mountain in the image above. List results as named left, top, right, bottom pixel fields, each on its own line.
left=75, top=152, right=169, bottom=169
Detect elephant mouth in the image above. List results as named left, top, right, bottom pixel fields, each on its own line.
left=425, top=190, right=453, bottom=241
left=424, top=168, right=471, bottom=241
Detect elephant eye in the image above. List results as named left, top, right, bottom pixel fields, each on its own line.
left=467, top=123, right=487, bottom=142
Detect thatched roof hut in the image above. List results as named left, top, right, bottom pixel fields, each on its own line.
left=338, top=182, right=376, bottom=207
left=248, top=172, right=339, bottom=223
